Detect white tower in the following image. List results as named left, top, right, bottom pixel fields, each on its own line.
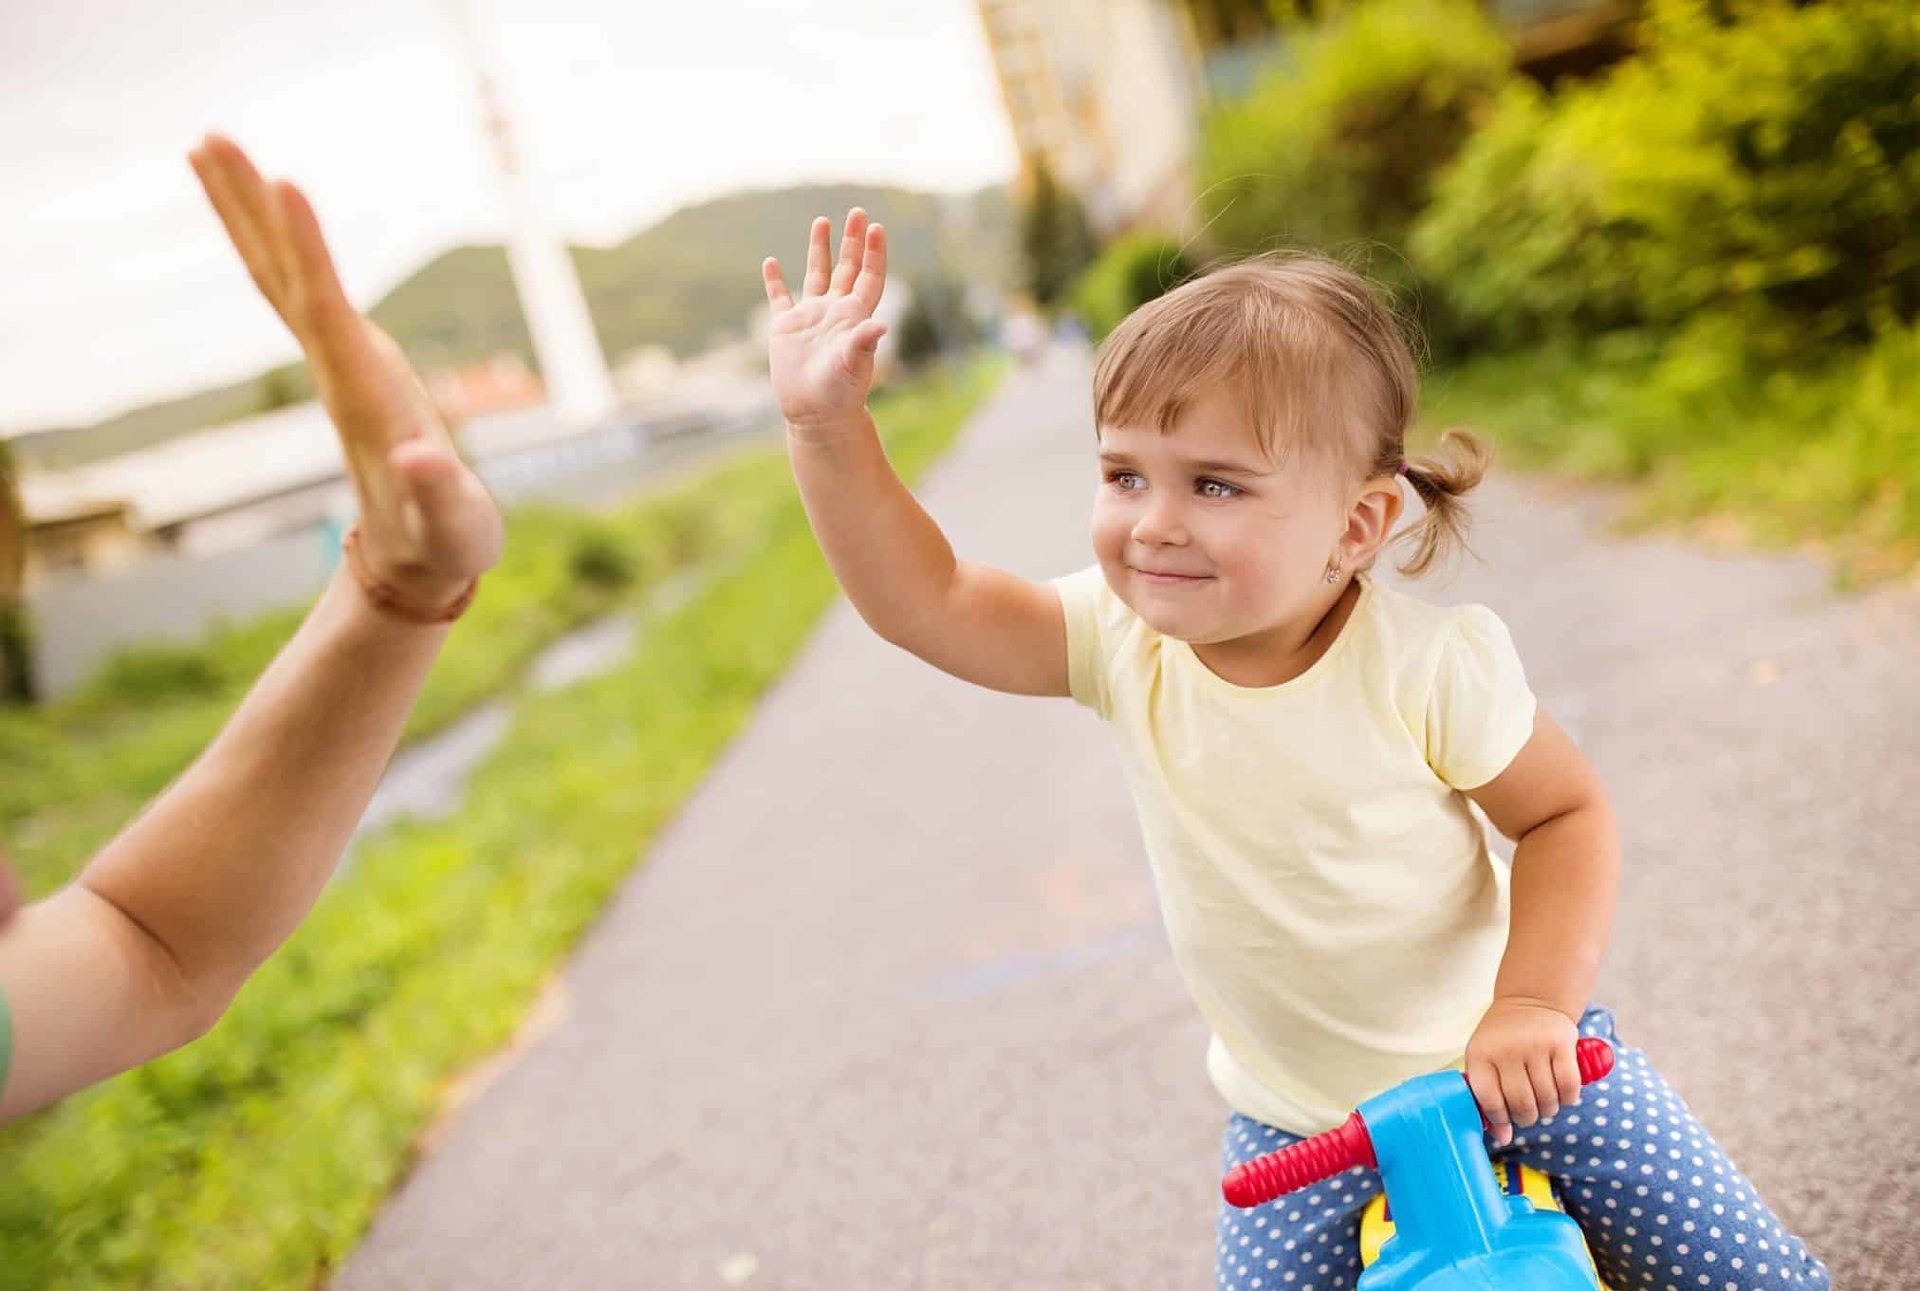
left=446, top=0, right=617, bottom=425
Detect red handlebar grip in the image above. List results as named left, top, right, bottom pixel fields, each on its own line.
left=1577, top=1037, right=1615, bottom=1085
left=1221, top=1111, right=1376, bottom=1209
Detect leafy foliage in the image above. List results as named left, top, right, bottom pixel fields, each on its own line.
left=1069, top=233, right=1202, bottom=340
left=1413, top=0, right=1920, bottom=354
left=1197, top=0, right=1511, bottom=287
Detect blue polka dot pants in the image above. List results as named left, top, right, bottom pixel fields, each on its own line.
left=1216, top=1006, right=1829, bottom=1290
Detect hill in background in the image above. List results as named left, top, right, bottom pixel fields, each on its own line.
left=13, top=181, right=1012, bottom=471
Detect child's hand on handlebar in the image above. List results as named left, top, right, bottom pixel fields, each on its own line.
left=1465, top=996, right=1583, bottom=1146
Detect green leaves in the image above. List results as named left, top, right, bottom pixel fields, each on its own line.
left=1413, top=0, right=1920, bottom=356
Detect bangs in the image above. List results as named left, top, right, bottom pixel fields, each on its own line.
left=1090, top=260, right=1402, bottom=474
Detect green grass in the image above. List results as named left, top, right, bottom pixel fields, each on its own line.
left=0, top=358, right=1000, bottom=1290
left=0, top=437, right=806, bottom=904
left=1421, top=324, right=1920, bottom=583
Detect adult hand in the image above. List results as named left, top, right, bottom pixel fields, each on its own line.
left=189, top=135, right=502, bottom=617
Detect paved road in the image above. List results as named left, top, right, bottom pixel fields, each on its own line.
left=336, top=349, right=1918, bottom=1290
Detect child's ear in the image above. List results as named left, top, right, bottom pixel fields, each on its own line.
left=1342, top=478, right=1403, bottom=564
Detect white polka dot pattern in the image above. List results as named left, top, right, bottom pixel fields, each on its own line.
left=1214, top=1007, right=1829, bottom=1291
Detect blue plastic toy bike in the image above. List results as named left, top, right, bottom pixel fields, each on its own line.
left=1222, top=1038, right=1618, bottom=1290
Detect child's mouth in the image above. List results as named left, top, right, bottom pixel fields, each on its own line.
left=1132, top=566, right=1214, bottom=586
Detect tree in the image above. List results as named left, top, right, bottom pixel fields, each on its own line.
left=894, top=279, right=978, bottom=368
left=1019, top=162, right=1099, bottom=309
left=1174, top=0, right=1329, bottom=47
left=0, top=440, right=32, bottom=702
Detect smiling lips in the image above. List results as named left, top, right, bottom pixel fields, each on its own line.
left=1131, top=566, right=1214, bottom=585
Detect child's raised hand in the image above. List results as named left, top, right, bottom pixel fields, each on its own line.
left=1465, top=996, right=1583, bottom=1147
left=189, top=134, right=503, bottom=620
left=762, top=210, right=888, bottom=441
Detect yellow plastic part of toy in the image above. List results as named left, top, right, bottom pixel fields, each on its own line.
left=1358, top=1161, right=1609, bottom=1285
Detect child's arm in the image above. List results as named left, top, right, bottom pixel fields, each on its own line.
left=763, top=211, right=1069, bottom=697
left=1463, top=710, right=1621, bottom=1144
left=0, top=135, right=502, bottom=1120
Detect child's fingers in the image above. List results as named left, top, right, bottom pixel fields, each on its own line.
left=829, top=208, right=868, bottom=296
left=837, top=318, right=887, bottom=382
left=851, top=222, right=887, bottom=313
left=1551, top=1043, right=1584, bottom=1110
left=1497, top=1057, right=1541, bottom=1128
left=1466, top=1060, right=1510, bottom=1141
left=762, top=257, right=794, bottom=310
left=1526, top=1055, right=1562, bottom=1123
left=801, top=217, right=832, bottom=298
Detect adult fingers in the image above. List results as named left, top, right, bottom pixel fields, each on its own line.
left=762, top=257, right=793, bottom=311
left=271, top=179, right=358, bottom=349
left=801, top=217, right=832, bottom=298
left=851, top=221, right=887, bottom=313
left=188, top=135, right=288, bottom=314
left=829, top=208, right=868, bottom=296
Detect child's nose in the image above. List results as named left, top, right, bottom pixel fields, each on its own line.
left=1132, top=497, right=1189, bottom=546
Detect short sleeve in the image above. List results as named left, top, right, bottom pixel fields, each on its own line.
left=1425, top=604, right=1537, bottom=790
left=1052, top=565, right=1118, bottom=719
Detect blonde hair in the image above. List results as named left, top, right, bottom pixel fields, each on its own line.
left=1091, top=254, right=1489, bottom=577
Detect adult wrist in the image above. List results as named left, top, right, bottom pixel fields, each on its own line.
left=340, top=524, right=478, bottom=626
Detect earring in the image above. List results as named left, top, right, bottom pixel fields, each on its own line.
left=1325, top=556, right=1343, bottom=584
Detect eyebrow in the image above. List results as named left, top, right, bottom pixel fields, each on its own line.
left=1100, top=450, right=1269, bottom=477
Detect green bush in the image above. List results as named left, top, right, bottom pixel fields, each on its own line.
left=566, top=524, right=639, bottom=589
left=1197, top=0, right=1511, bottom=282
left=1414, top=0, right=1920, bottom=354
left=1069, top=233, right=1202, bottom=340
left=1424, top=318, right=1920, bottom=580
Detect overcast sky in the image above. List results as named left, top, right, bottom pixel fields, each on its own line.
left=0, top=0, right=1018, bottom=435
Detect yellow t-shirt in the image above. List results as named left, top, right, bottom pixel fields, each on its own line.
left=1054, top=566, right=1537, bottom=1134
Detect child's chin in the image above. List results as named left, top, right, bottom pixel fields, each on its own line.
left=1130, top=602, right=1221, bottom=642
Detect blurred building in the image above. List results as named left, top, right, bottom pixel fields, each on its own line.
left=427, top=352, right=546, bottom=428
left=18, top=401, right=351, bottom=568
left=973, top=0, right=1204, bottom=235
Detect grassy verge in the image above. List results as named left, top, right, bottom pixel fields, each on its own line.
left=0, top=357, right=1000, bottom=1290
left=1, top=425, right=822, bottom=902
left=1422, top=324, right=1919, bottom=584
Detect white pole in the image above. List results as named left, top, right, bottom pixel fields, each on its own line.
left=445, top=0, right=617, bottom=426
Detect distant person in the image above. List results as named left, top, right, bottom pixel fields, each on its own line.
left=0, top=135, right=502, bottom=1121
left=998, top=308, right=1047, bottom=366
left=1050, top=310, right=1090, bottom=348
left=758, top=211, right=1829, bottom=1290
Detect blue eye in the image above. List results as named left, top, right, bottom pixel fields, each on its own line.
left=1197, top=478, right=1241, bottom=500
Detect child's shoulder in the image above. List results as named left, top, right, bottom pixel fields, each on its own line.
left=1358, top=577, right=1525, bottom=681
left=1360, top=575, right=1487, bottom=644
